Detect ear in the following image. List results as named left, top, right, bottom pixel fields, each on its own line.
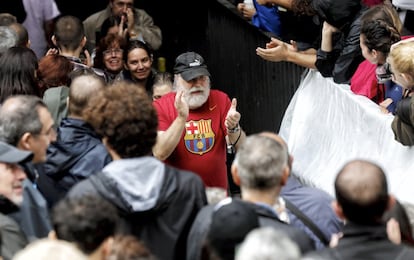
left=401, top=73, right=414, bottom=85
left=18, top=132, right=33, bottom=151
left=26, top=39, right=31, bottom=48
left=280, top=166, right=290, bottom=186
left=101, top=236, right=114, bottom=258
left=80, top=36, right=87, bottom=48
left=387, top=194, right=397, bottom=211
left=332, top=200, right=346, bottom=221
left=66, top=97, right=70, bottom=109
left=231, top=163, right=241, bottom=186
left=51, top=35, right=57, bottom=46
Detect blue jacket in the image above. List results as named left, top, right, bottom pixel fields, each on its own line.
left=37, top=118, right=111, bottom=208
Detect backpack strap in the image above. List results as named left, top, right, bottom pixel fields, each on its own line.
left=284, top=197, right=330, bottom=246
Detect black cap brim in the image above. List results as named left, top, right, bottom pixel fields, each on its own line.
left=180, top=67, right=211, bottom=81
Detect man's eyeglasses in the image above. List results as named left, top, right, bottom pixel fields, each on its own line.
left=103, top=48, right=124, bottom=57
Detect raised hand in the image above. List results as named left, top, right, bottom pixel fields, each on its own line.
left=225, top=98, right=241, bottom=130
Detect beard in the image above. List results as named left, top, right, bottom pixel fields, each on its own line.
left=185, top=86, right=210, bottom=109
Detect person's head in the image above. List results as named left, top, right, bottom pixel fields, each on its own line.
left=361, top=4, right=403, bottom=33
left=0, top=95, right=56, bottom=163
left=52, top=195, right=119, bottom=255
left=387, top=40, right=414, bottom=90
left=109, top=0, right=134, bottom=18
left=0, top=46, right=39, bottom=103
left=107, top=235, right=155, bottom=260
left=231, top=134, right=289, bottom=192
left=0, top=25, right=16, bottom=56
left=124, top=40, right=153, bottom=82
left=360, top=19, right=400, bottom=65
left=9, top=22, right=29, bottom=48
left=68, top=73, right=106, bottom=118
left=13, top=239, right=88, bottom=260
left=84, top=81, right=157, bottom=159
left=206, top=198, right=259, bottom=260
left=236, top=227, right=301, bottom=260
left=173, top=52, right=211, bottom=109
left=0, top=141, right=32, bottom=206
left=94, top=33, right=127, bottom=74
left=0, top=13, right=17, bottom=26
left=334, top=159, right=392, bottom=225
left=383, top=199, right=414, bottom=246
left=152, top=72, right=173, bottom=100
left=311, top=0, right=363, bottom=31
left=37, top=54, right=74, bottom=95
left=53, top=15, right=86, bottom=52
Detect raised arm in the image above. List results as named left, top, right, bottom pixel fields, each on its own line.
left=153, top=90, right=188, bottom=160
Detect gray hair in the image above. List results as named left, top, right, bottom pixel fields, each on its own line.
left=233, top=134, right=288, bottom=190
left=236, top=227, right=301, bottom=260
left=0, top=26, right=16, bottom=55
left=0, top=95, right=46, bottom=146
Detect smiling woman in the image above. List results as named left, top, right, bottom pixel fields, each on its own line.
left=118, top=40, right=156, bottom=95
left=93, top=33, right=127, bottom=83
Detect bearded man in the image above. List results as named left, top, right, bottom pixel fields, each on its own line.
left=153, top=52, right=246, bottom=190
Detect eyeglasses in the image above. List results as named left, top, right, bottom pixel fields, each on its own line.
left=103, top=48, right=124, bottom=57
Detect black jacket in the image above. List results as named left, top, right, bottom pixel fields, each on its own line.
left=68, top=157, right=207, bottom=260
left=304, top=222, right=414, bottom=259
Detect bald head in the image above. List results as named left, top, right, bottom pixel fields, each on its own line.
left=335, top=160, right=389, bottom=224
left=68, top=74, right=106, bottom=118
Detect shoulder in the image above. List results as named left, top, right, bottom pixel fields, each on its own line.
left=83, top=8, right=108, bottom=24
left=67, top=177, right=98, bottom=198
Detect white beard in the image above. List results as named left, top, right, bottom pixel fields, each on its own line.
left=186, top=86, right=210, bottom=109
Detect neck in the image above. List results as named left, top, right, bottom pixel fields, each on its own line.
left=59, top=47, right=83, bottom=59
left=241, top=187, right=280, bottom=206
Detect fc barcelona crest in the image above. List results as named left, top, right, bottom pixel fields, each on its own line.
left=184, top=119, right=215, bottom=155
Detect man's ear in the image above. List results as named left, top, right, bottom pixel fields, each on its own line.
left=18, top=132, right=33, bottom=150
left=80, top=36, right=87, bottom=48
left=231, top=163, right=240, bottom=187
left=332, top=200, right=346, bottom=220
left=387, top=194, right=397, bottom=211
left=280, top=166, right=289, bottom=186
left=51, top=35, right=57, bottom=46
left=101, top=236, right=114, bottom=258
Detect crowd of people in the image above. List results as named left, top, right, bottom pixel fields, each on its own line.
left=0, top=0, right=414, bottom=259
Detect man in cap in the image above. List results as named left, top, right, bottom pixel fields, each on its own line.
left=0, top=141, right=33, bottom=259
left=153, top=51, right=246, bottom=190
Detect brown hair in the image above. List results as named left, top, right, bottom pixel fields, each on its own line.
left=37, top=54, right=73, bottom=95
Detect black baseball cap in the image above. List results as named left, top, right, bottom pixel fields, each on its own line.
left=0, top=141, right=33, bottom=164
left=173, top=52, right=211, bottom=81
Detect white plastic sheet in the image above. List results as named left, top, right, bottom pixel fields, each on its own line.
left=279, top=69, right=414, bottom=205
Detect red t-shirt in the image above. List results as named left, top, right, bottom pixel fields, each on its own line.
left=153, top=90, right=231, bottom=189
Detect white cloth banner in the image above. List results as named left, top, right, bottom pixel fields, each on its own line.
left=279, top=69, right=414, bottom=205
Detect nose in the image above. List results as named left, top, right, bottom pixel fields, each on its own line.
left=14, top=167, right=27, bottom=181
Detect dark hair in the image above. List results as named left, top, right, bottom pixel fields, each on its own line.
left=52, top=195, right=119, bottom=254
left=84, top=81, right=158, bottom=158
left=0, top=46, right=39, bottom=103
left=361, top=19, right=400, bottom=55
left=383, top=200, right=414, bottom=246
left=291, top=0, right=316, bottom=16
left=0, top=95, right=46, bottom=146
left=9, top=22, right=28, bottom=47
left=94, top=33, right=127, bottom=70
left=37, top=54, right=73, bottom=95
left=123, top=40, right=153, bottom=63
left=335, top=160, right=389, bottom=225
left=395, top=97, right=412, bottom=126
left=54, top=15, right=85, bottom=51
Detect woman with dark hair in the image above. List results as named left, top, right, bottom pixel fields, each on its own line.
left=118, top=40, right=156, bottom=95
left=93, top=33, right=127, bottom=83
left=0, top=46, right=39, bottom=103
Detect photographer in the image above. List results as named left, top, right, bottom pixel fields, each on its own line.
left=83, top=0, right=162, bottom=54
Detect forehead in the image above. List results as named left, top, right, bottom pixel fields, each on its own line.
left=37, top=106, right=54, bottom=128
left=127, top=48, right=150, bottom=59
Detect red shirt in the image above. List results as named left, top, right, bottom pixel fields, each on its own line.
left=154, top=90, right=231, bottom=189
